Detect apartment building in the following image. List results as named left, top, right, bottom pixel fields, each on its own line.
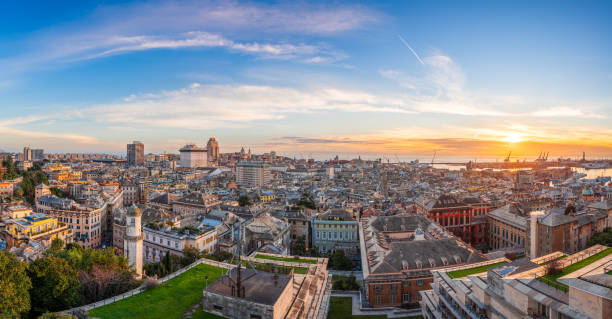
left=172, top=192, right=221, bottom=217
left=487, top=203, right=528, bottom=251
left=143, top=224, right=218, bottom=262
left=421, top=245, right=611, bottom=319
left=127, top=141, right=145, bottom=166
left=312, top=209, right=359, bottom=259
left=360, top=214, right=487, bottom=308
left=179, top=144, right=207, bottom=168
left=36, top=189, right=123, bottom=248
left=416, top=195, right=491, bottom=249
left=236, top=161, right=271, bottom=187
left=527, top=208, right=608, bottom=258
left=1, top=213, right=72, bottom=249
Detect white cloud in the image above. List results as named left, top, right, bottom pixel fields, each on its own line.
left=382, top=51, right=606, bottom=119
left=86, top=31, right=321, bottom=60
left=529, top=106, right=604, bottom=119
left=1, top=1, right=375, bottom=75
left=67, top=84, right=415, bottom=130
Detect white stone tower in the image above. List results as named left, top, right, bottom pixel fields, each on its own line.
left=124, top=204, right=143, bottom=279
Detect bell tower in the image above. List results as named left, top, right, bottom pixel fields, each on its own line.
left=124, top=204, right=143, bottom=278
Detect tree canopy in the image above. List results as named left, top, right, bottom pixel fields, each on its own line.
left=238, top=195, right=251, bottom=206
left=27, top=257, right=81, bottom=314
left=0, top=251, right=32, bottom=317
left=588, top=227, right=612, bottom=247
left=328, top=249, right=353, bottom=271
left=297, top=194, right=317, bottom=209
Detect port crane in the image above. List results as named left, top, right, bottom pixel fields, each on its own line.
left=504, top=151, right=512, bottom=162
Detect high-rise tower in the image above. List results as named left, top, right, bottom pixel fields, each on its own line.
left=206, top=137, right=219, bottom=163
left=124, top=204, right=143, bottom=278
left=127, top=141, right=144, bottom=166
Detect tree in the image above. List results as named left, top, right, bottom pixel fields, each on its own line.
left=297, top=194, right=316, bottom=209
left=27, top=257, right=81, bottom=314
left=18, top=168, right=49, bottom=204
left=588, top=227, right=612, bottom=247
left=291, top=236, right=306, bottom=256
left=182, top=247, right=203, bottom=266
left=1, top=157, right=18, bottom=180
left=328, top=249, right=353, bottom=270
left=45, top=238, right=65, bottom=257
left=332, top=275, right=360, bottom=290
left=78, top=264, right=134, bottom=304
left=238, top=195, right=251, bottom=207
left=0, top=251, right=32, bottom=317
left=50, top=187, right=65, bottom=198
left=564, top=204, right=576, bottom=215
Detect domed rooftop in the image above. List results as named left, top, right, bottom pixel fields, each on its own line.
left=127, top=204, right=142, bottom=217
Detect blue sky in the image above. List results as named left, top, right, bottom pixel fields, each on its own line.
left=1, top=0, right=611, bottom=159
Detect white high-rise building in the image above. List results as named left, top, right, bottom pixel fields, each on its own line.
left=236, top=161, right=271, bottom=187
left=124, top=204, right=143, bottom=278
left=179, top=144, right=208, bottom=168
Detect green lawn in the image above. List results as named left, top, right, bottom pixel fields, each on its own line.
left=254, top=254, right=318, bottom=264
left=539, top=247, right=612, bottom=292
left=447, top=262, right=508, bottom=279
left=327, top=297, right=421, bottom=319
left=89, top=263, right=226, bottom=319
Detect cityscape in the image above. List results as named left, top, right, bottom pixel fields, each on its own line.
left=1, top=1, right=611, bottom=319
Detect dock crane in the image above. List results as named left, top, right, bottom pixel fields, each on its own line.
left=504, top=151, right=512, bottom=162
left=431, top=150, right=437, bottom=166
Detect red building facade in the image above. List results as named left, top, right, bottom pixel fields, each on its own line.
left=415, top=195, right=491, bottom=248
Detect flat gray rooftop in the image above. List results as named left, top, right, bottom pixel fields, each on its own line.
left=205, top=267, right=292, bottom=305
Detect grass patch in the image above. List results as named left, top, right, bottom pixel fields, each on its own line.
left=538, top=248, right=612, bottom=292
left=89, top=263, right=226, bottom=319
left=254, top=254, right=318, bottom=264
left=447, top=262, right=508, bottom=279
left=328, top=297, right=421, bottom=319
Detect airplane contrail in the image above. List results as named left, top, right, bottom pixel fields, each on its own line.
left=398, top=35, right=425, bottom=65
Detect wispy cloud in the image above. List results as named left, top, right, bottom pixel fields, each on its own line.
left=66, top=84, right=415, bottom=129
left=84, top=31, right=322, bottom=61
left=1, top=1, right=377, bottom=75
left=381, top=50, right=607, bottom=119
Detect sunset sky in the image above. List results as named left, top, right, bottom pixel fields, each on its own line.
left=1, top=1, right=611, bottom=160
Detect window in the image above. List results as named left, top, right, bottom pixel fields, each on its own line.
left=416, top=280, right=424, bottom=286
left=390, top=294, right=396, bottom=304
left=402, top=293, right=411, bottom=303
left=375, top=295, right=382, bottom=304
left=374, top=285, right=382, bottom=291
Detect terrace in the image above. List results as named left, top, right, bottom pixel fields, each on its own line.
left=537, top=247, right=612, bottom=292
left=446, top=260, right=508, bottom=279
left=254, top=254, right=318, bottom=264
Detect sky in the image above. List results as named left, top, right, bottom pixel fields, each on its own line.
left=1, top=0, right=611, bottom=160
